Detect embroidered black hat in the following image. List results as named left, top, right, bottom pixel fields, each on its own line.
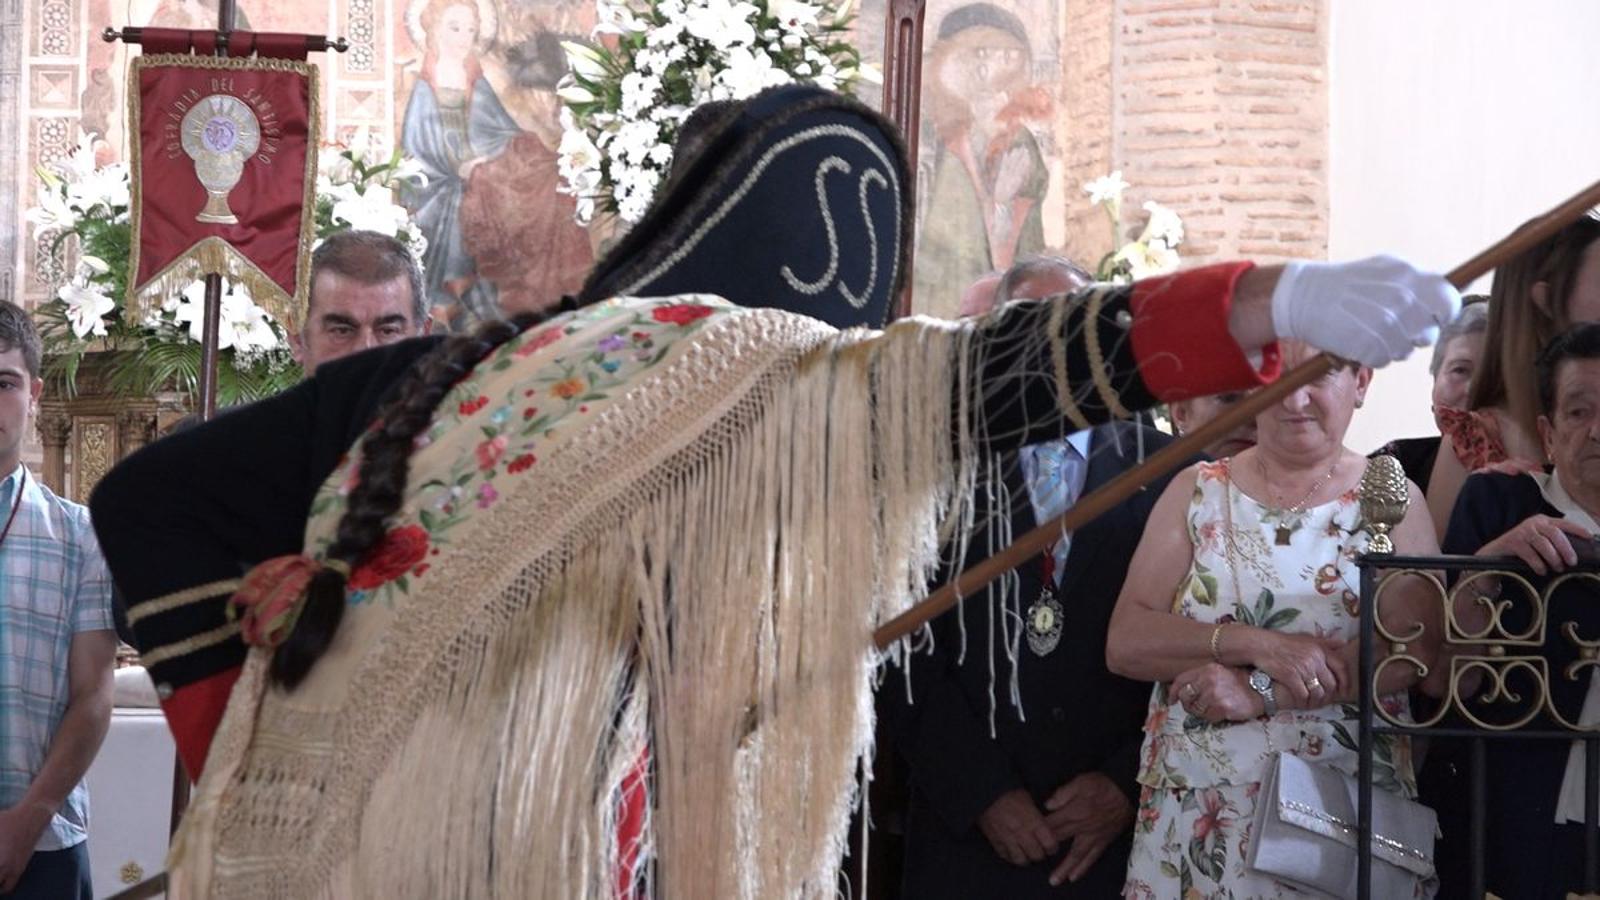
left=580, top=84, right=912, bottom=330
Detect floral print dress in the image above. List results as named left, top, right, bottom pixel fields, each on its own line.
left=1123, top=459, right=1417, bottom=900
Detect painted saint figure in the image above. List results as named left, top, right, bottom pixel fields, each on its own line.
left=913, top=3, right=1050, bottom=320
left=401, top=0, right=521, bottom=328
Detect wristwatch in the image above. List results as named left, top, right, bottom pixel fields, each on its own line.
left=1248, top=668, right=1278, bottom=716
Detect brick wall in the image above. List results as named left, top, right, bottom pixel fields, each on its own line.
left=1063, top=0, right=1329, bottom=267
left=1056, top=0, right=1116, bottom=264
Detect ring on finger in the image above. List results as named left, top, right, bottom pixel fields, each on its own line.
left=1305, top=676, right=1322, bottom=691
left=1181, top=683, right=1198, bottom=700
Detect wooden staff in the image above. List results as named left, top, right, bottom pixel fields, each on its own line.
left=102, top=0, right=348, bottom=847
left=875, top=177, right=1600, bottom=649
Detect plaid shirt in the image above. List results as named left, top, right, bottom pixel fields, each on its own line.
left=0, top=464, right=114, bottom=850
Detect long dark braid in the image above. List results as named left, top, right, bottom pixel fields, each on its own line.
left=270, top=310, right=545, bottom=689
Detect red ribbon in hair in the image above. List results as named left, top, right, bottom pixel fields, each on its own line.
left=227, top=555, right=348, bottom=648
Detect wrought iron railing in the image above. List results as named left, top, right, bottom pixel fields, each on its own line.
left=1356, top=553, right=1600, bottom=899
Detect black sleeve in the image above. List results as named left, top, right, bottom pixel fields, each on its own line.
left=90, top=336, right=443, bottom=692
left=960, top=284, right=1158, bottom=454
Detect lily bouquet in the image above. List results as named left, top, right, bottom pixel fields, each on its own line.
left=1083, top=170, right=1185, bottom=284
left=555, top=0, right=876, bottom=226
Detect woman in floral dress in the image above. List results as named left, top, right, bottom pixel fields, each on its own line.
left=1107, top=341, right=1448, bottom=899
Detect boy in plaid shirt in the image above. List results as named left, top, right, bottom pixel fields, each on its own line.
left=0, top=302, right=114, bottom=898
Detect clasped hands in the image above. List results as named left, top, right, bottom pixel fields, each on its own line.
left=1171, top=630, right=1351, bottom=724
left=976, top=774, right=1132, bottom=887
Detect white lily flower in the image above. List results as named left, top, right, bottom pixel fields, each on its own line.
left=574, top=196, right=596, bottom=226
left=1084, top=171, right=1129, bottom=208
left=347, top=126, right=373, bottom=165
left=388, top=156, right=430, bottom=189
left=563, top=41, right=609, bottom=80
left=771, top=0, right=821, bottom=29
left=58, top=282, right=116, bottom=339
left=66, top=163, right=130, bottom=215
left=558, top=127, right=604, bottom=178
left=682, top=0, right=757, bottom=49
left=718, top=46, right=788, bottom=99
left=219, top=287, right=282, bottom=353
left=172, top=282, right=209, bottom=343
left=558, top=82, right=596, bottom=104
left=65, top=132, right=100, bottom=181
left=1114, top=239, right=1180, bottom=281
left=1138, top=200, right=1185, bottom=250
left=23, top=185, right=77, bottom=234
left=595, top=0, right=647, bottom=34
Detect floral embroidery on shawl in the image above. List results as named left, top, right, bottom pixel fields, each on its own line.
left=307, top=297, right=734, bottom=604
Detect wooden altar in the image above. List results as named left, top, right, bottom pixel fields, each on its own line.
left=36, top=352, right=186, bottom=503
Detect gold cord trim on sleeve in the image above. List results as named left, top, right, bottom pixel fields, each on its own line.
left=1048, top=294, right=1092, bottom=431
left=139, top=620, right=244, bottom=668
left=126, top=578, right=243, bottom=625
left=1084, top=288, right=1134, bottom=420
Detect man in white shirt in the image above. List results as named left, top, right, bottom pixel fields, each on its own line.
left=0, top=301, right=116, bottom=898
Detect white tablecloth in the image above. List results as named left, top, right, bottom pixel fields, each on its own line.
left=83, top=707, right=174, bottom=898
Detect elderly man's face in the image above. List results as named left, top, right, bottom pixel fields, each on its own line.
left=1540, top=357, right=1600, bottom=489
left=291, top=270, right=430, bottom=373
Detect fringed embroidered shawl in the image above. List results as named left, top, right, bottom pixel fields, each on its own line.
left=170, top=295, right=977, bottom=897
left=107, top=264, right=1273, bottom=898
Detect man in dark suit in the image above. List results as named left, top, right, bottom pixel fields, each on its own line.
left=888, top=417, right=1199, bottom=898
left=883, top=257, right=1204, bottom=897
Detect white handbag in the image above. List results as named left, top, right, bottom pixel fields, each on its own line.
left=1246, top=751, right=1437, bottom=899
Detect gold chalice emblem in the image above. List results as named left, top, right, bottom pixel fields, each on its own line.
left=180, top=94, right=261, bottom=224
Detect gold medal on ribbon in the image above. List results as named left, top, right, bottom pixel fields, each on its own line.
left=1025, top=585, right=1064, bottom=656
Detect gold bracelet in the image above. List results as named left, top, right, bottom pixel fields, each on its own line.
left=1210, top=622, right=1229, bottom=663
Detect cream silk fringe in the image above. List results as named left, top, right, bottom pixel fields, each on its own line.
left=167, top=304, right=982, bottom=898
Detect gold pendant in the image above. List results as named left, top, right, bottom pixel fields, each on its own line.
left=1275, top=523, right=1293, bottom=546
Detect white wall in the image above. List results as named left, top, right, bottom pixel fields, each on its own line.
left=1330, top=0, right=1600, bottom=452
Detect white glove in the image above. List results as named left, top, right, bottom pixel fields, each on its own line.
left=1270, top=255, right=1462, bottom=368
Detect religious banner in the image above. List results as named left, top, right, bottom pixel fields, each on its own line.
left=127, top=45, right=318, bottom=332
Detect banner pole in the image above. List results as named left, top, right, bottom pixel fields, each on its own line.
left=167, top=0, right=236, bottom=840
left=193, top=0, right=236, bottom=425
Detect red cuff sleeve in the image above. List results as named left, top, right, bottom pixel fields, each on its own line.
left=1129, top=261, right=1281, bottom=402
left=159, top=664, right=241, bottom=780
